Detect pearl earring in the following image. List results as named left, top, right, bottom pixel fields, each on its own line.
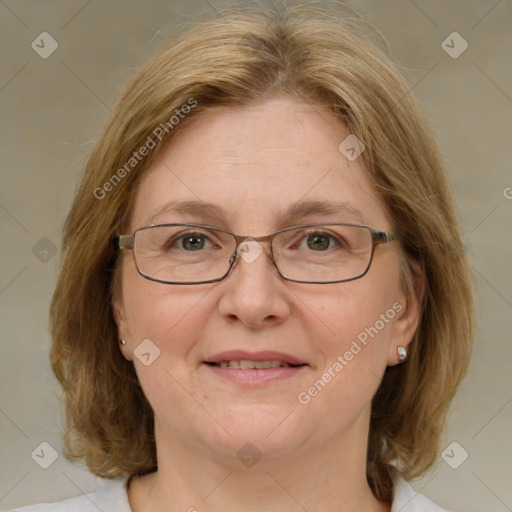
left=120, top=339, right=126, bottom=346
left=397, top=345, right=408, bottom=363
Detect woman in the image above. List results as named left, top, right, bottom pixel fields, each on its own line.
left=12, top=2, right=474, bottom=511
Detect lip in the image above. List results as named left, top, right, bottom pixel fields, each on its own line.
left=204, top=364, right=308, bottom=385
left=202, top=350, right=309, bottom=386
left=205, top=350, right=307, bottom=366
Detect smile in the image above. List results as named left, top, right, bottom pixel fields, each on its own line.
left=203, top=361, right=308, bottom=385
left=208, top=360, right=300, bottom=369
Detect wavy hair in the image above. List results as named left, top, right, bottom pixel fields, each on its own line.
left=49, top=1, right=475, bottom=503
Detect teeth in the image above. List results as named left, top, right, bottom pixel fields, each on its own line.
left=217, top=360, right=292, bottom=369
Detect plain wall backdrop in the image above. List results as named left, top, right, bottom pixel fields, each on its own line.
left=1, top=0, right=511, bottom=510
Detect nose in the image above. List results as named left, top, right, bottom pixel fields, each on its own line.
left=217, top=239, right=291, bottom=329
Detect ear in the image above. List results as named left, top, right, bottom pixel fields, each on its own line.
left=112, top=294, right=133, bottom=361
left=387, top=263, right=424, bottom=366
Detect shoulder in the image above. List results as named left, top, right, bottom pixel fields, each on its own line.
left=391, top=474, right=452, bottom=512
left=6, top=479, right=131, bottom=512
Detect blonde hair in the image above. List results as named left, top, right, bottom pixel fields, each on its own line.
left=50, top=2, right=475, bottom=503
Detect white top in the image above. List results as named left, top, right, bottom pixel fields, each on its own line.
left=8, top=475, right=452, bottom=511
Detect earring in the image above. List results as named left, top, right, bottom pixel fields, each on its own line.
left=397, top=345, right=408, bottom=363
left=119, top=339, right=126, bottom=346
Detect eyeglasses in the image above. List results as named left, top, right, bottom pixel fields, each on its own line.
left=114, top=223, right=400, bottom=285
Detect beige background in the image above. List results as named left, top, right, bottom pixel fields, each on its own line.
left=1, top=0, right=511, bottom=510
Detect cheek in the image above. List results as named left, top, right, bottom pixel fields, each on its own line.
left=121, top=278, right=215, bottom=426
left=295, top=289, right=400, bottom=423
left=121, top=262, right=213, bottom=362
left=303, top=279, right=399, bottom=350
left=297, top=255, right=402, bottom=384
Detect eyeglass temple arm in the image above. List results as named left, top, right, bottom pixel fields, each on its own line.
left=115, top=235, right=134, bottom=250
left=373, top=230, right=401, bottom=244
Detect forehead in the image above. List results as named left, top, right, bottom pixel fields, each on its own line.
left=130, top=97, right=391, bottom=232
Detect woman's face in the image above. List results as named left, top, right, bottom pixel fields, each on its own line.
left=114, top=96, right=419, bottom=464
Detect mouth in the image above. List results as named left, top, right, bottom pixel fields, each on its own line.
left=205, top=360, right=305, bottom=369
left=202, top=351, right=309, bottom=385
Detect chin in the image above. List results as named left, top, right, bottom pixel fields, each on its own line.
left=199, top=405, right=307, bottom=458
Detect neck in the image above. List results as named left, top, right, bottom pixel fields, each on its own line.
left=128, top=411, right=390, bottom=512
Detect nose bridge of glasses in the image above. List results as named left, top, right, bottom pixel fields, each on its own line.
left=232, top=232, right=273, bottom=245
left=228, top=232, right=277, bottom=270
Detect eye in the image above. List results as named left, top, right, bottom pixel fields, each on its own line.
left=306, top=233, right=332, bottom=251
left=283, top=229, right=347, bottom=253
left=181, top=234, right=206, bottom=251
left=299, top=231, right=346, bottom=251
left=167, top=231, right=213, bottom=251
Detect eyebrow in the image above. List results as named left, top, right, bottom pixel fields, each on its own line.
left=145, top=199, right=366, bottom=227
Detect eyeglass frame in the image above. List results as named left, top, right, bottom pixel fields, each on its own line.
left=114, top=222, right=400, bottom=285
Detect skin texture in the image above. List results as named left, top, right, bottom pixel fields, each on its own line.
left=113, top=96, right=420, bottom=512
